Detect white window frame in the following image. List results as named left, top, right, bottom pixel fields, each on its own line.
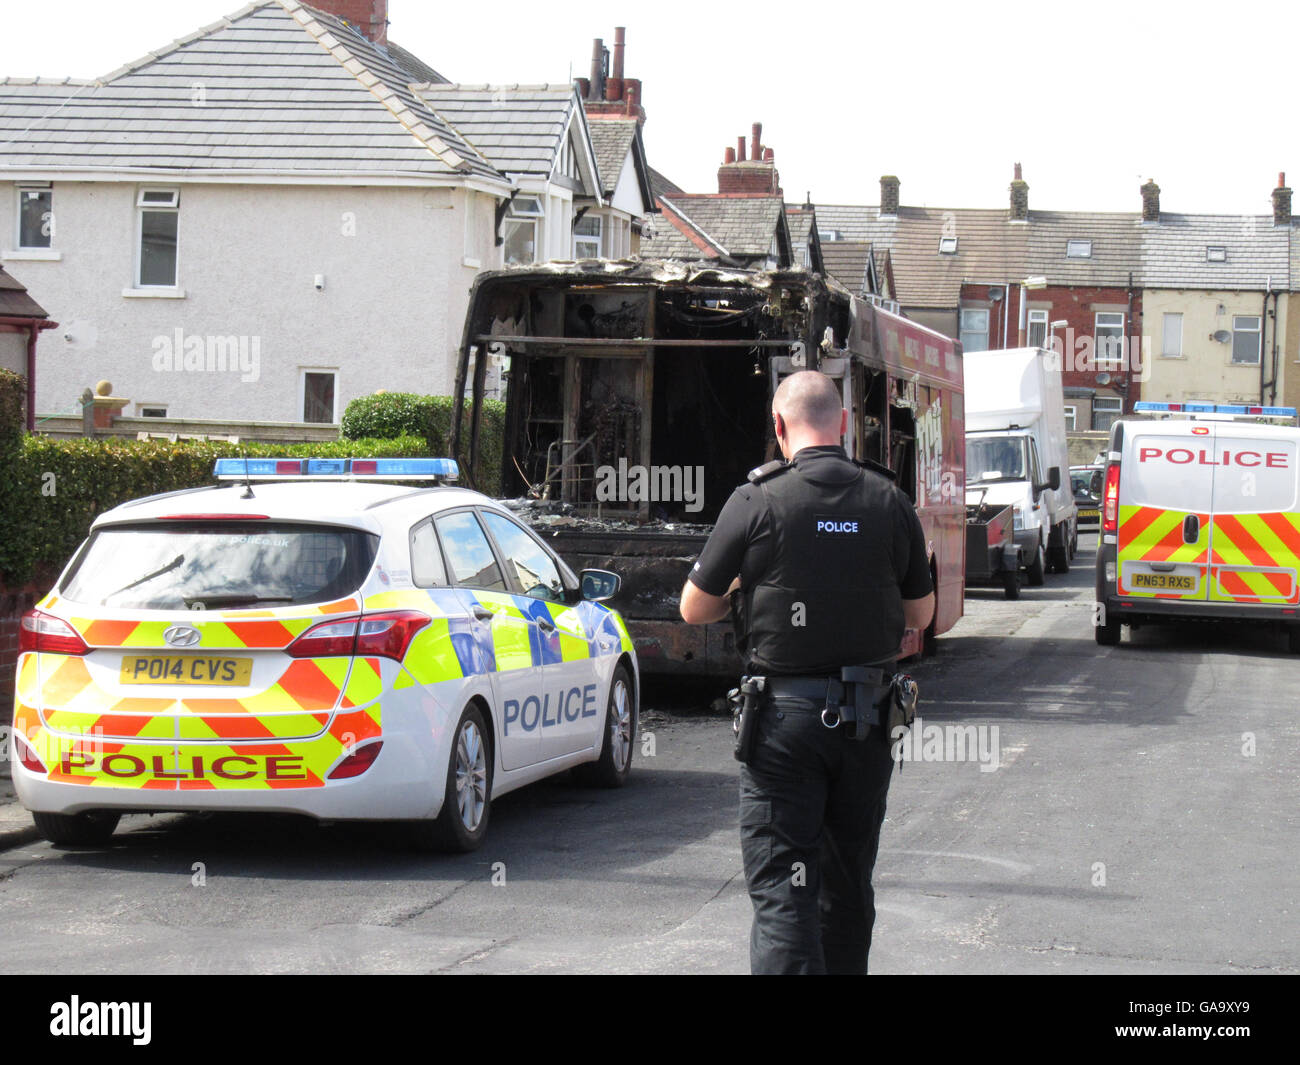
left=1206, top=246, right=1228, bottom=263
left=1027, top=308, right=1049, bottom=348
left=1091, top=396, right=1122, bottom=432
left=1161, top=312, right=1183, bottom=358
left=1063, top=404, right=1076, bottom=431
left=959, top=308, right=989, bottom=352
left=503, top=217, right=538, bottom=265
left=938, top=236, right=958, bottom=254
left=1066, top=239, right=1092, bottom=258
left=573, top=213, right=602, bottom=258
left=15, top=183, right=54, bottom=250
left=138, top=404, right=168, bottom=418
left=135, top=186, right=180, bottom=289
left=1095, top=311, right=1125, bottom=368
left=300, top=368, right=339, bottom=424
left=1231, top=315, right=1261, bottom=365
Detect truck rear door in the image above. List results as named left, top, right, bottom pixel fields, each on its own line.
left=1117, top=424, right=1214, bottom=601
left=1207, top=431, right=1300, bottom=605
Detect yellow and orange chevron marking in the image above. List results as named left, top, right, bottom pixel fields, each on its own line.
left=1209, top=512, right=1300, bottom=603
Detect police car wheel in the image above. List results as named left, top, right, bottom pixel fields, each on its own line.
left=572, top=665, right=634, bottom=789
left=416, top=704, right=492, bottom=852
left=1026, top=537, right=1047, bottom=586
left=32, top=809, right=121, bottom=846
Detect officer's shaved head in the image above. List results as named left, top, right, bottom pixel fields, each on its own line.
left=772, top=371, right=843, bottom=434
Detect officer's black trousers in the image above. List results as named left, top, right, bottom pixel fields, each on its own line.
left=739, top=700, right=895, bottom=975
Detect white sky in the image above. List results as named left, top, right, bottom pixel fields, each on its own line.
left=0, top=0, right=1290, bottom=217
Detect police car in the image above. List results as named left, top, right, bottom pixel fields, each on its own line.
left=1095, top=402, right=1300, bottom=651
left=10, top=458, right=638, bottom=851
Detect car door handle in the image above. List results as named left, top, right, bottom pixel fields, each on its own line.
left=1183, top=515, right=1200, bottom=544
left=471, top=605, right=494, bottom=622
left=535, top=615, right=556, bottom=634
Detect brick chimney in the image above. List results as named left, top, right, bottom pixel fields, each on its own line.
left=1009, top=162, right=1028, bottom=221
left=311, top=0, right=388, bottom=44
left=580, top=28, right=646, bottom=124
left=1273, top=172, right=1292, bottom=226
left=716, top=124, right=781, bottom=195
left=880, top=175, right=900, bottom=216
left=1141, top=179, right=1161, bottom=223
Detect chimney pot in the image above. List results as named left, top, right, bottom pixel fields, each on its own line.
left=880, top=175, right=900, bottom=216
left=1014, top=162, right=1022, bottom=181
left=764, top=148, right=774, bottom=162
left=588, top=39, right=606, bottom=101
left=725, top=146, right=736, bottom=164
left=1280, top=171, right=1287, bottom=188
left=1141, top=179, right=1161, bottom=223
left=751, top=122, right=762, bottom=163
left=737, top=136, right=746, bottom=163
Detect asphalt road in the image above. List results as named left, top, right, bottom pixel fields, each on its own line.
left=0, top=532, right=1296, bottom=974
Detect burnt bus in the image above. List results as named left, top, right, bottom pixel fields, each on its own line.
left=451, top=260, right=965, bottom=677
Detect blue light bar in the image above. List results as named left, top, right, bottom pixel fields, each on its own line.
left=213, top=457, right=460, bottom=482
left=1133, top=401, right=1297, bottom=420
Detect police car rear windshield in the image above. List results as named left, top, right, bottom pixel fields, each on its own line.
left=61, top=522, right=380, bottom=610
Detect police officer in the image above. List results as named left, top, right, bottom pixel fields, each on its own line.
left=679, top=370, right=934, bottom=975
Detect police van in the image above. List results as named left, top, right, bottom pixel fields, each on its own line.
left=1094, top=403, right=1300, bottom=651
left=10, top=458, right=638, bottom=850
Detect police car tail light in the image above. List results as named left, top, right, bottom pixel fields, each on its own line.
left=19, top=610, right=89, bottom=656
left=1102, top=464, right=1121, bottom=533
left=14, top=732, right=46, bottom=774
left=328, top=741, right=384, bottom=780
left=355, top=611, right=432, bottom=661
left=287, top=618, right=360, bottom=658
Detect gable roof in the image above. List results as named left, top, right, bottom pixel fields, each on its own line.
left=820, top=240, right=874, bottom=295
left=648, top=166, right=685, bottom=200
left=414, top=83, right=598, bottom=195
left=586, top=119, right=637, bottom=194
left=0, top=0, right=504, bottom=184
left=655, top=194, right=791, bottom=264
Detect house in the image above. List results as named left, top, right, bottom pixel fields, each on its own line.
left=641, top=124, right=793, bottom=270
left=1136, top=177, right=1292, bottom=411
left=0, top=2, right=657, bottom=424
left=0, top=265, right=56, bottom=428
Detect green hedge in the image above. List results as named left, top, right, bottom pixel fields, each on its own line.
left=0, top=435, right=429, bottom=586
left=0, top=368, right=24, bottom=455
left=341, top=393, right=504, bottom=492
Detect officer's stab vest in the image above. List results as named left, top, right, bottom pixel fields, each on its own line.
left=739, top=454, right=908, bottom=675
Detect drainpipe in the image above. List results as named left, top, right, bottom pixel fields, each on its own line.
left=1260, top=282, right=1270, bottom=405
left=1262, top=286, right=1281, bottom=404
left=1270, top=288, right=1281, bottom=404
left=1124, top=271, right=1134, bottom=410
left=0, top=315, right=58, bottom=431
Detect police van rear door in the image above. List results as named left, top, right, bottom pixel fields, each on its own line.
left=1117, top=423, right=1214, bottom=602
left=1206, top=427, right=1300, bottom=606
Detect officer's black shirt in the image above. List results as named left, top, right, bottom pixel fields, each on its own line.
left=689, top=445, right=932, bottom=673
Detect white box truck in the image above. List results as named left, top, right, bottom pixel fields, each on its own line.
left=964, top=347, right=1078, bottom=584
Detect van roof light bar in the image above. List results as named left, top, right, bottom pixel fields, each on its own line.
left=213, top=458, right=460, bottom=482
left=1133, top=401, right=1297, bottom=423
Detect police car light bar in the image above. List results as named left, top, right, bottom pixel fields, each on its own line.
left=213, top=458, right=460, bottom=482
left=1133, top=401, right=1298, bottom=422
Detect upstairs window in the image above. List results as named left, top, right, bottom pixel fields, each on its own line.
left=1161, top=313, right=1183, bottom=357
left=136, top=188, right=179, bottom=287
left=503, top=196, right=544, bottom=265
left=959, top=308, right=988, bottom=352
left=1028, top=308, right=1048, bottom=348
left=17, top=185, right=53, bottom=248
left=1095, top=311, right=1125, bottom=367
left=1231, top=315, right=1261, bottom=364
left=573, top=214, right=602, bottom=258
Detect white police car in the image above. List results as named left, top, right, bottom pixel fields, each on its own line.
left=11, top=458, right=638, bottom=851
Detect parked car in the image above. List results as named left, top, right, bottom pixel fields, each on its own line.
left=11, top=457, right=639, bottom=851
left=1071, top=464, right=1104, bottom=527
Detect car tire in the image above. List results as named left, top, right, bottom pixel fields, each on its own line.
left=1026, top=535, right=1047, bottom=586
left=1048, top=533, right=1070, bottom=575
left=32, top=809, right=120, bottom=846
left=1287, top=626, right=1300, bottom=654
left=1095, top=609, right=1121, bottom=646
left=413, top=704, right=492, bottom=853
left=572, top=664, right=635, bottom=789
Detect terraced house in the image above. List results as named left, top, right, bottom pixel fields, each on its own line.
left=0, top=0, right=654, bottom=424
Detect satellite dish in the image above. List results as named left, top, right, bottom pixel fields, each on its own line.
left=987, top=286, right=1005, bottom=301
left=1096, top=372, right=1112, bottom=385
left=1212, top=329, right=1231, bottom=343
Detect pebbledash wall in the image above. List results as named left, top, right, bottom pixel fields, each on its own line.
left=0, top=181, right=501, bottom=422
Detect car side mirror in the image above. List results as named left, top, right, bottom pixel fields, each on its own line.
left=580, top=569, right=621, bottom=602
left=1047, top=466, right=1061, bottom=492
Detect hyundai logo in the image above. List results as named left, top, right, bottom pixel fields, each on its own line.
left=163, top=625, right=201, bottom=648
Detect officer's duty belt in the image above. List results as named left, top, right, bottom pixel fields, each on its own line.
left=762, top=668, right=892, bottom=736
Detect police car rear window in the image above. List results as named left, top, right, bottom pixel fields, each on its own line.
left=61, top=522, right=379, bottom=609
